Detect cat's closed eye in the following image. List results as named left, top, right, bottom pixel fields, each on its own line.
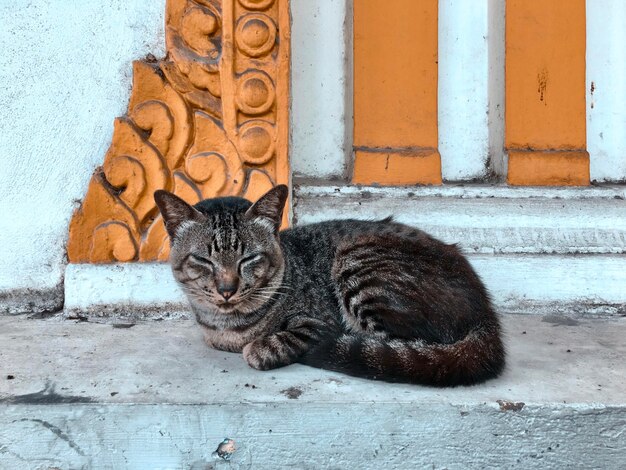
left=239, top=253, right=264, bottom=266
left=238, top=253, right=268, bottom=276
left=189, top=254, right=215, bottom=271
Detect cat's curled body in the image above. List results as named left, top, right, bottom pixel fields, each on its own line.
left=155, top=185, right=505, bottom=386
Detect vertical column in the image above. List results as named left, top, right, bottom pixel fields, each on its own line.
left=488, top=0, right=507, bottom=179
left=291, top=0, right=350, bottom=179
left=506, top=0, right=589, bottom=186
left=352, top=0, right=441, bottom=185
left=587, top=0, right=626, bottom=182
left=438, top=0, right=490, bottom=181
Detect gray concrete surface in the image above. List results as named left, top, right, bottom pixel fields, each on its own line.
left=293, top=182, right=626, bottom=255
left=293, top=182, right=626, bottom=316
left=1, top=314, right=625, bottom=468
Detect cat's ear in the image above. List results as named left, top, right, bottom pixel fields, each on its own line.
left=245, top=185, right=289, bottom=232
left=154, top=190, right=203, bottom=239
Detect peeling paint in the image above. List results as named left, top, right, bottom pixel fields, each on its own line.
left=212, top=438, right=236, bottom=461
left=0, top=404, right=624, bottom=468
left=497, top=400, right=525, bottom=412
left=537, top=68, right=549, bottom=104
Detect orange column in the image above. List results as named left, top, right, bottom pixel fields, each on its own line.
left=506, top=0, right=589, bottom=186
left=352, top=0, right=441, bottom=185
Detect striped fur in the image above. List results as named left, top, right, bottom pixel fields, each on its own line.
left=301, top=323, right=504, bottom=387
left=155, top=186, right=505, bottom=387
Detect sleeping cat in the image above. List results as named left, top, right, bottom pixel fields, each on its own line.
left=154, top=185, right=505, bottom=386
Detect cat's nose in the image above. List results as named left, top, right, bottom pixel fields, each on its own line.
left=217, top=280, right=238, bottom=301
left=219, top=289, right=235, bottom=300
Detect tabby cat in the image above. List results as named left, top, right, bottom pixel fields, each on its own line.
left=154, top=185, right=505, bottom=386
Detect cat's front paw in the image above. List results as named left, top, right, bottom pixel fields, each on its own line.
left=242, top=339, right=277, bottom=371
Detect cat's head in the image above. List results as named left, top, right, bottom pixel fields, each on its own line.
left=154, top=185, right=289, bottom=315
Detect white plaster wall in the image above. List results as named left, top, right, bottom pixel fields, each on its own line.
left=438, top=0, right=490, bottom=181
left=438, top=0, right=506, bottom=181
left=64, top=263, right=186, bottom=315
left=487, top=0, right=507, bottom=178
left=0, top=1, right=165, bottom=298
left=586, top=0, right=626, bottom=182
left=290, top=0, right=349, bottom=178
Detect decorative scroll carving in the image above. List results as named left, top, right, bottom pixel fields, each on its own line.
left=68, top=0, right=289, bottom=263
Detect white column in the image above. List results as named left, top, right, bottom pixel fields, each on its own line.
left=291, top=0, right=350, bottom=179
left=438, top=0, right=490, bottom=181
left=487, top=0, right=506, bottom=179
left=587, top=0, right=626, bottom=182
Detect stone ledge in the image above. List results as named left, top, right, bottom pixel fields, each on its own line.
left=63, top=255, right=626, bottom=318
left=293, top=182, right=626, bottom=255
left=5, top=182, right=626, bottom=316
left=294, top=180, right=626, bottom=200
left=63, top=263, right=188, bottom=320
left=0, top=285, right=63, bottom=315
left=1, top=314, right=625, bottom=468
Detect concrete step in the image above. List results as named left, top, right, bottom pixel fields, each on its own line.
left=1, top=314, right=625, bottom=469
left=293, top=182, right=626, bottom=316
left=293, top=182, right=626, bottom=255
left=60, top=183, right=626, bottom=318
left=7, top=182, right=626, bottom=316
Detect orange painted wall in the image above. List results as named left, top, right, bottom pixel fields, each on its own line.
left=506, top=0, right=589, bottom=186
left=353, top=0, right=441, bottom=185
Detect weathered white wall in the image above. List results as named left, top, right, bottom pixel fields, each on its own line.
left=487, top=0, right=507, bottom=178
left=586, top=0, right=626, bottom=182
left=290, top=0, right=350, bottom=178
left=0, top=1, right=165, bottom=310
left=438, top=0, right=490, bottom=181
left=438, top=0, right=506, bottom=181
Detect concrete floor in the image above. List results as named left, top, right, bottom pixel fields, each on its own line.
left=1, top=313, right=625, bottom=468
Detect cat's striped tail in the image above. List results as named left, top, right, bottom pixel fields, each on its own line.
left=299, top=323, right=505, bottom=387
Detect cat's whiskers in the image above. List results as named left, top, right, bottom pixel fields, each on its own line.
left=248, top=294, right=279, bottom=301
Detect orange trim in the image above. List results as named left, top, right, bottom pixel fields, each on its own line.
left=353, top=0, right=441, bottom=185
left=507, top=151, right=590, bottom=186
left=505, top=0, right=588, bottom=185
left=353, top=150, right=442, bottom=186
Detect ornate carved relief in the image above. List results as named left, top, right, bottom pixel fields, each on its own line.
left=68, top=0, right=290, bottom=263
